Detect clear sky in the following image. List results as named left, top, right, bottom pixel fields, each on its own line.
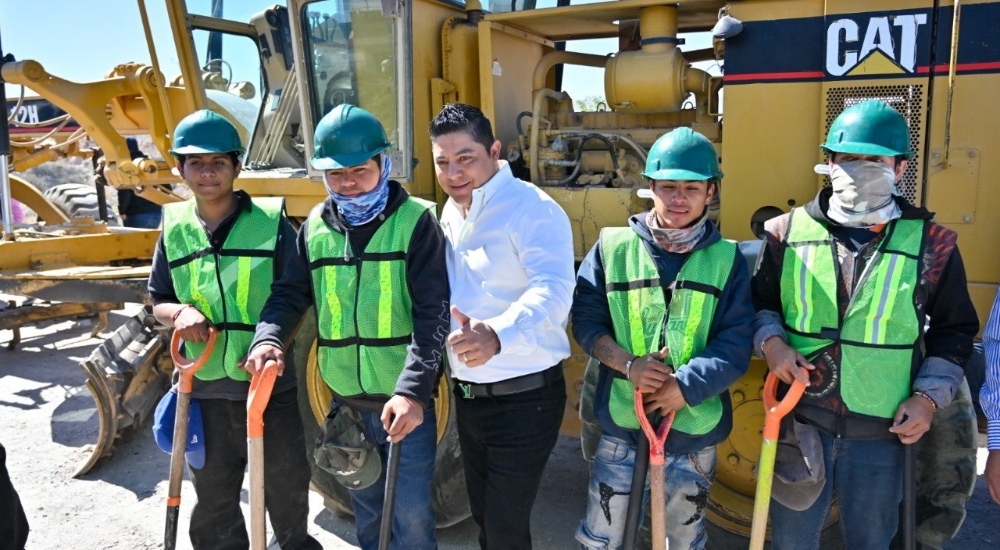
left=0, top=0, right=716, bottom=108
left=0, top=1, right=262, bottom=100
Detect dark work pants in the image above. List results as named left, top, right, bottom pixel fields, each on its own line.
left=188, top=388, right=321, bottom=550
left=454, top=376, right=566, bottom=550
left=0, top=443, right=29, bottom=550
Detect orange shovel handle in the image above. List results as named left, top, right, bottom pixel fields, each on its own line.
left=247, top=361, right=278, bottom=439
left=170, top=328, right=218, bottom=393
left=633, top=387, right=675, bottom=466
left=761, top=367, right=809, bottom=440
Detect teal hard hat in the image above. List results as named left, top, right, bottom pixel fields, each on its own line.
left=642, top=127, right=722, bottom=181
left=821, top=99, right=913, bottom=158
left=169, top=109, right=245, bottom=157
left=311, top=104, right=392, bottom=170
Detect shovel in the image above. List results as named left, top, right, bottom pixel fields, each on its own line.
left=633, top=387, right=675, bottom=550
left=248, top=361, right=278, bottom=550
left=165, top=328, right=217, bottom=550
left=621, top=433, right=649, bottom=550
left=378, top=437, right=403, bottom=550
left=748, top=369, right=808, bottom=550
left=902, top=433, right=916, bottom=550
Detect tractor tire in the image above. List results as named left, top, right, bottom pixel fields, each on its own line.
left=43, top=183, right=120, bottom=225
left=577, top=359, right=976, bottom=549
left=291, top=309, right=470, bottom=527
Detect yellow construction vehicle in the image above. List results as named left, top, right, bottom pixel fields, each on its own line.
left=0, top=0, right=994, bottom=547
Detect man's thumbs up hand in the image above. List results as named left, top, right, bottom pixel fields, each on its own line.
left=448, top=305, right=501, bottom=368
left=451, top=305, right=470, bottom=327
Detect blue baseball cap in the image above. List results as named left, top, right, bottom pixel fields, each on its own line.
left=152, top=389, right=206, bottom=469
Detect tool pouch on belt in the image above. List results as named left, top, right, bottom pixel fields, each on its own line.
left=770, top=414, right=826, bottom=511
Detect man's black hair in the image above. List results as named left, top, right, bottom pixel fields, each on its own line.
left=429, top=103, right=496, bottom=153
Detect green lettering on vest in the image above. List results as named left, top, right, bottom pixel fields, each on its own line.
left=600, top=227, right=734, bottom=435
left=163, top=197, right=283, bottom=381
left=780, top=210, right=923, bottom=418
left=306, top=197, right=433, bottom=398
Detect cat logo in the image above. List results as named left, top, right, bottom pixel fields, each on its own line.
left=826, top=13, right=928, bottom=77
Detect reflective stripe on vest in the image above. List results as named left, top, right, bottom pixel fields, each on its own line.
left=780, top=210, right=923, bottom=418
left=306, top=197, right=433, bottom=398
left=163, top=197, right=283, bottom=381
left=600, top=227, right=735, bottom=435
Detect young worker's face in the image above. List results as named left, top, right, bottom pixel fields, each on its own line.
left=649, top=179, right=715, bottom=229
left=829, top=153, right=908, bottom=183
left=323, top=158, right=381, bottom=197
left=431, top=131, right=502, bottom=209
left=178, top=154, right=240, bottom=202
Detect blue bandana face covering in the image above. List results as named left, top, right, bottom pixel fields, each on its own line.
left=326, top=154, right=393, bottom=226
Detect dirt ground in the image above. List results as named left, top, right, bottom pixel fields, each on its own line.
left=1, top=302, right=997, bottom=549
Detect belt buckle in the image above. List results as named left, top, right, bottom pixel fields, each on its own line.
left=458, top=382, right=475, bottom=400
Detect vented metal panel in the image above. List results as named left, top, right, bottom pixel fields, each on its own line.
left=824, top=85, right=925, bottom=204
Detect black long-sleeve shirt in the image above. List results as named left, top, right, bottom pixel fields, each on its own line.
left=250, top=182, right=450, bottom=410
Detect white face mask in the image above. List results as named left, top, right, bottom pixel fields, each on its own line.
left=821, top=160, right=902, bottom=226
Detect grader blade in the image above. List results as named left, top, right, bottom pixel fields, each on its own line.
left=73, top=309, right=169, bottom=477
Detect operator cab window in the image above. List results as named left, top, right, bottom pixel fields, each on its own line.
left=303, top=0, right=408, bottom=180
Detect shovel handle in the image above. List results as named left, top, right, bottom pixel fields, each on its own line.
left=170, top=327, right=218, bottom=393
left=622, top=434, right=649, bottom=550
left=248, top=361, right=278, bottom=439
left=165, top=388, right=195, bottom=550
left=633, top=387, right=672, bottom=550
left=748, top=369, right=809, bottom=550
left=379, top=439, right=403, bottom=550
left=761, top=368, right=808, bottom=440
left=248, top=361, right=277, bottom=550
left=902, top=443, right=916, bottom=550
left=633, top=387, right=674, bottom=465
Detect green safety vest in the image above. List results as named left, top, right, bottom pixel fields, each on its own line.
left=306, top=197, right=433, bottom=398
left=163, top=197, right=283, bottom=381
left=601, top=227, right=736, bottom=435
left=780, top=210, right=924, bottom=419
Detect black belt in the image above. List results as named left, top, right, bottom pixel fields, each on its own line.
left=454, top=364, right=563, bottom=399
left=795, top=408, right=897, bottom=440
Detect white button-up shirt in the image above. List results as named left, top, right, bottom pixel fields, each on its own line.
left=440, top=162, right=575, bottom=383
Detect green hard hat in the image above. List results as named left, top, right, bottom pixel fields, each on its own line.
left=642, top=127, right=722, bottom=181
left=821, top=99, right=913, bottom=158
left=311, top=104, right=392, bottom=170
left=169, top=109, right=245, bottom=157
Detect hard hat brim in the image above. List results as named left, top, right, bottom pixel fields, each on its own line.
left=821, top=142, right=912, bottom=159
left=642, top=168, right=721, bottom=181
left=310, top=146, right=389, bottom=171
left=169, top=145, right=246, bottom=157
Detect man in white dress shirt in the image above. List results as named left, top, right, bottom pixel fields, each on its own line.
left=429, top=103, right=576, bottom=550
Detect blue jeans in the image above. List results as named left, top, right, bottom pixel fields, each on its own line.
left=349, top=403, right=438, bottom=550
left=576, top=435, right=716, bottom=550
left=770, top=431, right=904, bottom=550
left=123, top=211, right=161, bottom=228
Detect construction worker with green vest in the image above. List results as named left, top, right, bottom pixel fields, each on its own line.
left=245, top=104, right=449, bottom=550
left=572, top=127, right=753, bottom=549
left=751, top=99, right=979, bottom=549
left=148, top=109, right=321, bottom=550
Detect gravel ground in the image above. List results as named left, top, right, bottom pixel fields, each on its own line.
left=0, top=302, right=996, bottom=549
